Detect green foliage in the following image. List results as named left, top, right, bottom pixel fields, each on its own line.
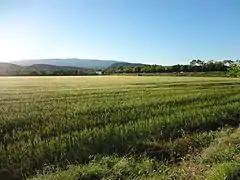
left=29, top=156, right=168, bottom=180
left=105, top=60, right=224, bottom=75
left=104, top=59, right=240, bottom=75
left=206, top=162, right=240, bottom=180
left=0, top=76, right=239, bottom=179
left=228, top=65, right=240, bottom=77
left=29, top=129, right=240, bottom=180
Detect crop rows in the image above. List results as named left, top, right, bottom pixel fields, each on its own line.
left=0, top=76, right=239, bottom=179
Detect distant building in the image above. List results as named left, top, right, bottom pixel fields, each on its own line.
left=96, top=71, right=102, bottom=75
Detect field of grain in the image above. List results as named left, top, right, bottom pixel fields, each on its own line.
left=0, top=76, right=239, bottom=180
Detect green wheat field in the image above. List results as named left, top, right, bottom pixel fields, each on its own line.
left=0, top=76, right=239, bottom=180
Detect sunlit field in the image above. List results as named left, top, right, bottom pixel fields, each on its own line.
left=0, top=76, right=239, bottom=180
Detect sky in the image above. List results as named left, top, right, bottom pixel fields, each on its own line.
left=0, top=0, right=239, bottom=65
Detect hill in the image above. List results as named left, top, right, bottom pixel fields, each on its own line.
left=0, top=62, right=96, bottom=76
left=0, top=62, right=22, bottom=75
left=12, top=59, right=121, bottom=69
left=28, top=64, right=83, bottom=70
left=109, top=62, right=145, bottom=68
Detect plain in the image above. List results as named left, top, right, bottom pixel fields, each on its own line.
left=0, top=76, right=239, bottom=180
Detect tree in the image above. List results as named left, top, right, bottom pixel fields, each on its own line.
left=40, top=70, right=46, bottom=75
left=223, top=60, right=234, bottom=67
left=190, top=59, right=197, bottom=66
left=133, top=66, right=141, bottom=73
left=29, top=71, right=39, bottom=76
left=228, top=66, right=240, bottom=77
left=235, top=59, right=240, bottom=66
left=196, top=59, right=204, bottom=66
left=171, top=64, right=182, bottom=72
left=117, top=66, right=124, bottom=73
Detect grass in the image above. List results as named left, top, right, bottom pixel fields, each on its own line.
left=0, top=76, right=239, bottom=180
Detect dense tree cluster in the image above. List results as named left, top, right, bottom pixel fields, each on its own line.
left=104, top=59, right=240, bottom=75
left=3, top=69, right=98, bottom=76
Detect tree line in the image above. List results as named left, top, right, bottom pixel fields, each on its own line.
left=1, top=69, right=99, bottom=76
left=1, top=59, right=239, bottom=77
left=103, top=59, right=240, bottom=75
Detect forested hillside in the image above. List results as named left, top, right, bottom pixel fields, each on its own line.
left=0, top=63, right=98, bottom=76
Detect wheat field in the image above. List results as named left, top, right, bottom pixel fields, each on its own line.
left=0, top=76, right=239, bottom=180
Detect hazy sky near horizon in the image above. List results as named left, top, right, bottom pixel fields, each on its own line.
left=0, top=0, right=239, bottom=65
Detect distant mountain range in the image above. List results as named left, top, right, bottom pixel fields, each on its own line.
left=11, top=59, right=146, bottom=69
left=28, top=64, right=83, bottom=70
left=0, top=62, right=80, bottom=75
left=11, top=59, right=115, bottom=69
left=109, top=62, right=145, bottom=68
left=0, top=59, right=147, bottom=75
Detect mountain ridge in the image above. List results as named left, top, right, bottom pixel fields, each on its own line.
left=0, top=59, right=147, bottom=75
left=11, top=59, right=123, bottom=69
left=28, top=64, right=85, bottom=70
left=0, top=62, right=97, bottom=76
left=0, top=62, right=22, bottom=74
left=109, top=62, right=145, bottom=68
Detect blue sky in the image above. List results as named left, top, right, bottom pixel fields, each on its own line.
left=0, top=0, right=239, bottom=65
